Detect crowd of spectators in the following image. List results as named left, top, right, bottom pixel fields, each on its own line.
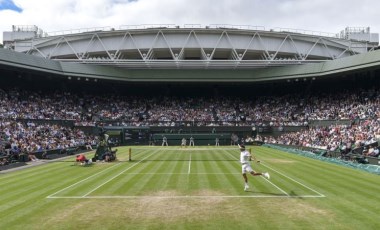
left=0, top=120, right=97, bottom=164
left=264, top=118, right=380, bottom=157
left=1, top=87, right=379, bottom=127
left=1, top=86, right=380, bottom=165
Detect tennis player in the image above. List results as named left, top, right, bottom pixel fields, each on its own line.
left=239, top=144, right=270, bottom=191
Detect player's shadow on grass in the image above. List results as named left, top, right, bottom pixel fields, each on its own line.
left=288, top=190, right=304, bottom=199
left=245, top=190, right=305, bottom=199
left=244, top=191, right=287, bottom=196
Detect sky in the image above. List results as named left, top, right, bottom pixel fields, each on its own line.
left=0, top=0, right=379, bottom=43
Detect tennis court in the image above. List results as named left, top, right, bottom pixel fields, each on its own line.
left=1, top=146, right=379, bottom=230
left=47, top=147, right=324, bottom=199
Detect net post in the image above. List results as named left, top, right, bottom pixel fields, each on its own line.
left=129, top=148, right=132, bottom=161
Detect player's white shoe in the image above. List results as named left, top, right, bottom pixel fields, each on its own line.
left=244, top=184, right=249, bottom=191
left=263, top=172, right=270, bottom=179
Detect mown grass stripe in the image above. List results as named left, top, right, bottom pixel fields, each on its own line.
left=1, top=162, right=122, bottom=211
left=203, top=155, right=222, bottom=190
left=215, top=149, right=245, bottom=194
left=139, top=149, right=186, bottom=193
left=47, top=162, right=124, bottom=198
left=82, top=150, right=157, bottom=197
left=1, top=145, right=379, bottom=230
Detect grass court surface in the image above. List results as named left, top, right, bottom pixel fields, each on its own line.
left=1, top=146, right=379, bottom=229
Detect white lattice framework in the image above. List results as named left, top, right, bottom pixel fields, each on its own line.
left=13, top=25, right=377, bottom=69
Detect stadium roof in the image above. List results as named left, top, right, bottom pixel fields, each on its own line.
left=0, top=47, right=380, bottom=83
left=3, top=25, right=378, bottom=70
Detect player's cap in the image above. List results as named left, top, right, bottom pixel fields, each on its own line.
left=239, top=144, right=245, bottom=149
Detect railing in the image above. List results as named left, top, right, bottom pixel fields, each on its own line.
left=42, top=24, right=347, bottom=40
left=119, top=24, right=177, bottom=30
left=272, top=27, right=339, bottom=38
left=46, top=26, right=113, bottom=37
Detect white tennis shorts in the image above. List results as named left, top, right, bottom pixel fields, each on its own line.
left=242, top=163, right=253, bottom=174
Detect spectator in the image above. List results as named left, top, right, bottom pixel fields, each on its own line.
left=28, top=152, right=39, bottom=162
left=0, top=157, right=9, bottom=166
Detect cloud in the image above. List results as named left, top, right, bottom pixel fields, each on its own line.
left=0, top=0, right=379, bottom=44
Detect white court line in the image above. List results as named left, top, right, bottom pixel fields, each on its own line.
left=47, top=150, right=145, bottom=198
left=224, top=150, right=289, bottom=196
left=47, top=149, right=324, bottom=199
left=47, top=194, right=324, bottom=199
left=82, top=152, right=155, bottom=197
left=132, top=147, right=242, bottom=151
left=121, top=173, right=242, bottom=175
left=261, top=162, right=326, bottom=197
left=46, top=162, right=123, bottom=198
left=261, top=178, right=289, bottom=196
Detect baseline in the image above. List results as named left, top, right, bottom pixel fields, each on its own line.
left=47, top=194, right=325, bottom=199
